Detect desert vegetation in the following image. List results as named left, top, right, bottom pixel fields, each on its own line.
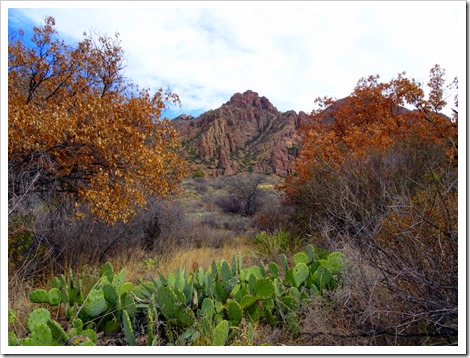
left=8, top=18, right=458, bottom=347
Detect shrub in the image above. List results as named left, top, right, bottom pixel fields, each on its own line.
left=286, top=138, right=458, bottom=343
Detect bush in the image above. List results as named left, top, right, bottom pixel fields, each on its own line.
left=286, top=138, right=458, bottom=343
left=214, top=174, right=268, bottom=217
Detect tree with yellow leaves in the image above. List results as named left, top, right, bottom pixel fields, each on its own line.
left=8, top=17, right=187, bottom=223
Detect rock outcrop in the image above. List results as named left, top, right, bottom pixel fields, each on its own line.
left=172, top=90, right=307, bottom=177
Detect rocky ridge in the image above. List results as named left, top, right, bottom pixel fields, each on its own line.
left=172, top=90, right=308, bottom=177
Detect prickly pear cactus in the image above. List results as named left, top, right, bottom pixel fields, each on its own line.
left=286, top=312, right=300, bottom=336
left=175, top=306, right=195, bottom=327
left=48, top=288, right=62, bottom=306
left=305, top=244, right=315, bottom=264
left=29, top=323, right=53, bottom=345
left=258, top=262, right=267, bottom=278
left=200, top=297, right=215, bottom=319
left=122, top=310, right=136, bottom=346
left=50, top=276, right=61, bottom=290
left=323, top=252, right=345, bottom=275
left=102, top=283, right=118, bottom=307
left=212, top=319, right=230, bottom=346
left=47, top=320, right=69, bottom=342
left=29, top=289, right=49, bottom=304
left=293, top=252, right=309, bottom=266
left=123, top=292, right=136, bottom=319
left=315, top=266, right=333, bottom=291
left=280, top=253, right=289, bottom=275
left=82, top=289, right=107, bottom=317
left=292, top=263, right=309, bottom=288
left=27, top=308, right=51, bottom=332
left=268, top=262, right=279, bottom=278
left=155, top=286, right=178, bottom=319
left=226, top=299, right=242, bottom=326
left=220, top=260, right=232, bottom=281
left=254, top=278, right=275, bottom=300
left=100, top=262, right=114, bottom=282
left=112, top=268, right=126, bottom=288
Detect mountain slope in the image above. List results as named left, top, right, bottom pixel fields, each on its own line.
left=172, top=90, right=307, bottom=177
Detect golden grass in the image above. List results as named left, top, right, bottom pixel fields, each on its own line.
left=157, top=243, right=258, bottom=276
left=99, top=236, right=260, bottom=284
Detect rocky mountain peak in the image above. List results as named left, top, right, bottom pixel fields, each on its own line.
left=172, top=91, right=307, bottom=177
left=226, top=90, right=275, bottom=111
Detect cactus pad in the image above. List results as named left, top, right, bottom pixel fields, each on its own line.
left=220, top=260, right=232, bottom=281
left=47, top=288, right=61, bottom=306
left=29, top=289, right=49, bottom=304
left=200, top=297, right=215, bottom=319
left=122, top=309, right=136, bottom=346
left=155, top=286, right=178, bottom=319
left=226, top=300, right=242, bottom=326
left=294, top=252, right=309, bottom=266
left=47, top=320, right=69, bottom=342
left=254, top=278, right=275, bottom=300
left=292, top=263, right=309, bottom=288
left=100, top=262, right=114, bottom=282
left=31, top=322, right=53, bottom=345
left=268, top=262, right=279, bottom=278
left=212, top=320, right=230, bottom=346
left=323, top=252, right=345, bottom=275
left=83, top=289, right=107, bottom=317
left=27, top=308, right=51, bottom=332
left=175, top=306, right=195, bottom=327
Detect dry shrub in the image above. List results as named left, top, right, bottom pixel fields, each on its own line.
left=287, top=138, right=458, bottom=344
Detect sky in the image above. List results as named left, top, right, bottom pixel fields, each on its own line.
left=5, top=1, right=465, bottom=119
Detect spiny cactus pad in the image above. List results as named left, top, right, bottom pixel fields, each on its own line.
left=102, top=283, right=118, bottom=306
left=29, top=289, right=49, bottom=304
left=305, top=244, right=315, bottom=264
left=175, top=306, right=195, bottom=327
left=292, top=263, right=309, bottom=288
left=155, top=286, right=178, bottom=319
left=220, top=260, right=232, bottom=281
left=47, top=320, right=69, bottom=342
left=100, top=262, right=114, bottom=282
left=226, top=300, right=242, bottom=326
left=31, top=322, right=53, bottom=345
left=315, top=266, right=333, bottom=290
left=323, top=252, right=345, bottom=275
left=122, top=309, right=136, bottom=346
left=27, top=308, right=51, bottom=332
left=268, top=262, right=279, bottom=278
left=254, top=278, right=275, bottom=300
left=200, top=297, right=215, bottom=319
left=47, top=288, right=61, bottom=306
left=83, top=289, right=107, bottom=317
left=212, top=320, right=230, bottom=346
left=293, top=252, right=309, bottom=266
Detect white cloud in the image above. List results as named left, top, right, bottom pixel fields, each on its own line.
left=7, top=1, right=464, bottom=117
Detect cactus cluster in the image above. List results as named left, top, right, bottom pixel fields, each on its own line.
left=9, top=308, right=96, bottom=346
left=16, top=262, right=137, bottom=346
left=14, top=246, right=345, bottom=346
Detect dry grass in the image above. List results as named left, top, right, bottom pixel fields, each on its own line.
left=8, top=277, right=39, bottom=339
left=112, top=235, right=259, bottom=282
left=156, top=237, right=258, bottom=275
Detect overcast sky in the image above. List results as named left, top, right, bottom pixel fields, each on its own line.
left=5, top=1, right=465, bottom=118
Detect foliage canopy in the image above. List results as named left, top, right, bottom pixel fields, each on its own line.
left=8, top=17, right=187, bottom=223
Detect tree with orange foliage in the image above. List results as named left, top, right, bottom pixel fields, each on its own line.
left=8, top=17, right=187, bottom=223
left=284, top=67, right=458, bottom=343
left=292, top=66, right=457, bottom=177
